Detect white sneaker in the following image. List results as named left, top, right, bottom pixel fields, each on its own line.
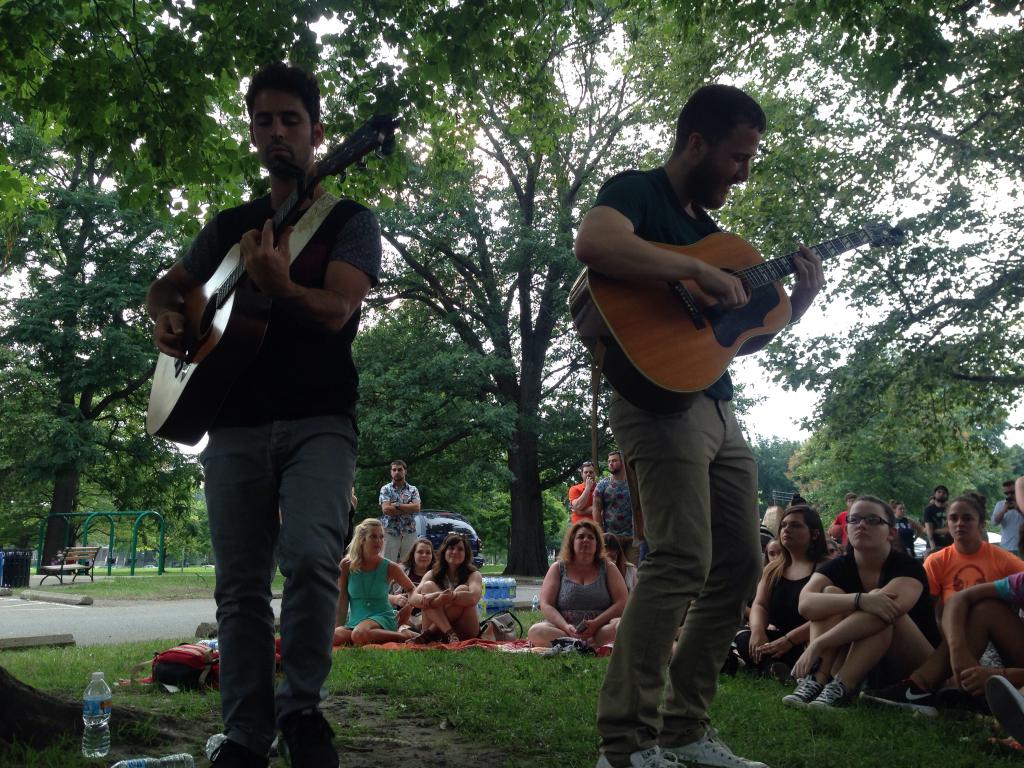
left=595, top=746, right=684, bottom=768
left=662, top=729, right=769, bottom=768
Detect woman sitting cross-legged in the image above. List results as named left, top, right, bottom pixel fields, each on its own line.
left=783, top=495, right=941, bottom=709
left=735, top=504, right=830, bottom=678
left=408, top=533, right=483, bottom=644
left=527, top=519, right=628, bottom=648
left=334, top=519, right=419, bottom=646
left=390, top=536, right=435, bottom=631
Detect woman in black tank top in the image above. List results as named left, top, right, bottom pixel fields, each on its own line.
left=735, top=505, right=829, bottom=676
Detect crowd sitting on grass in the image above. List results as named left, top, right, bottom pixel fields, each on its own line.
left=527, top=520, right=628, bottom=649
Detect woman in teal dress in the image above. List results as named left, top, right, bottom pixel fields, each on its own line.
left=334, top=519, right=420, bottom=646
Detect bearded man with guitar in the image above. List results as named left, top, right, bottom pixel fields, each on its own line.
left=146, top=62, right=381, bottom=768
left=578, top=85, right=824, bottom=768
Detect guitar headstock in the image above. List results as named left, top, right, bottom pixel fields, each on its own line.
left=863, top=222, right=906, bottom=248
left=315, top=114, right=400, bottom=180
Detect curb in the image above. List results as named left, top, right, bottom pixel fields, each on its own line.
left=0, top=634, right=76, bottom=650
left=20, top=590, right=94, bottom=606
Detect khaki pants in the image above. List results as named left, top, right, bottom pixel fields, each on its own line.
left=597, top=392, right=761, bottom=761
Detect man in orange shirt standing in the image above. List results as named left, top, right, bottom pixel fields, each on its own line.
left=569, top=461, right=598, bottom=526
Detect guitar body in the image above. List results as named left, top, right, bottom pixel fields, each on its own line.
left=146, top=244, right=270, bottom=445
left=570, top=233, right=791, bottom=410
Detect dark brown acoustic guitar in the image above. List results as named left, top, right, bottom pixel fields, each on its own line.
left=569, top=224, right=905, bottom=411
left=146, top=115, right=399, bottom=445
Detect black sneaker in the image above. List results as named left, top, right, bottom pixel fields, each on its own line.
left=808, top=678, right=853, bottom=709
left=860, top=680, right=938, bottom=716
left=210, top=738, right=270, bottom=768
left=782, top=676, right=824, bottom=708
left=280, top=708, right=339, bottom=768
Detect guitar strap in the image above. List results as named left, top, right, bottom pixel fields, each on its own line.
left=283, top=192, right=342, bottom=265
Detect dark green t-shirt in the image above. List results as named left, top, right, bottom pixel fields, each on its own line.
left=593, top=167, right=733, bottom=401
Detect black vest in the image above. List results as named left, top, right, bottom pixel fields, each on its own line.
left=210, top=195, right=366, bottom=427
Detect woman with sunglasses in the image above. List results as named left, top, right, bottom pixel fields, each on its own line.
left=782, top=496, right=940, bottom=708
left=408, top=533, right=482, bottom=644
left=735, top=505, right=830, bottom=678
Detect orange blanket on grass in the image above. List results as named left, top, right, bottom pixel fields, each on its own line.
left=332, top=638, right=614, bottom=656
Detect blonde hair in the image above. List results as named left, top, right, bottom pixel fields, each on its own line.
left=347, top=518, right=384, bottom=572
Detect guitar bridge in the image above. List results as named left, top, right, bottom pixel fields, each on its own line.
left=667, top=281, right=706, bottom=330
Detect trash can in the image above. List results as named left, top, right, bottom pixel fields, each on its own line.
left=1, top=549, right=32, bottom=588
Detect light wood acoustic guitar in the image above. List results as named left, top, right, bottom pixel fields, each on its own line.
left=146, top=115, right=399, bottom=445
left=569, top=223, right=905, bottom=411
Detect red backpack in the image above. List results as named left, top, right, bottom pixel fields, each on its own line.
left=151, top=643, right=220, bottom=689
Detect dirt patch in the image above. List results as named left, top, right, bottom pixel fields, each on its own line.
left=321, top=693, right=504, bottom=768
left=102, top=693, right=506, bottom=767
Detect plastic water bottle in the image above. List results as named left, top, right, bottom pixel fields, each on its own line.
left=81, top=671, right=112, bottom=758
left=108, top=756, right=195, bottom=768
left=531, top=593, right=540, bottom=611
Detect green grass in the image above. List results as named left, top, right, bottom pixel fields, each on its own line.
left=31, top=570, right=285, bottom=600
left=2, top=623, right=1019, bottom=768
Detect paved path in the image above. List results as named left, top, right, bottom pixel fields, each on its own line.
left=1, top=586, right=541, bottom=647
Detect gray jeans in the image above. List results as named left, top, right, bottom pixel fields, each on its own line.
left=201, top=414, right=356, bottom=755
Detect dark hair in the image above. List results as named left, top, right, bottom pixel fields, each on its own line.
left=402, top=537, right=435, bottom=575
left=245, top=61, right=321, bottom=126
left=933, top=484, right=949, bottom=494
left=1003, top=479, right=1016, bottom=487
left=950, top=492, right=987, bottom=523
left=390, top=459, right=407, bottom=470
left=607, top=450, right=622, bottom=460
left=673, top=84, right=766, bottom=154
left=559, top=519, right=606, bottom=565
left=762, top=505, right=828, bottom=591
left=430, top=533, right=478, bottom=587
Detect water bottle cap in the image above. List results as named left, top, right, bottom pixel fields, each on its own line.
left=91, top=671, right=104, bottom=680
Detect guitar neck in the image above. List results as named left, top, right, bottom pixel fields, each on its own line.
left=741, top=229, right=872, bottom=289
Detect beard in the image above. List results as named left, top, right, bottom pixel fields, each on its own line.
left=684, top=154, right=728, bottom=210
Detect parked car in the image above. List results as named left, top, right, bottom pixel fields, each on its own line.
left=413, top=509, right=485, bottom=568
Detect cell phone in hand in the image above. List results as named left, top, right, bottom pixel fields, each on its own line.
left=575, top=620, right=588, bottom=633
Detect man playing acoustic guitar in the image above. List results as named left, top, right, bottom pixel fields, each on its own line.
left=576, top=85, right=824, bottom=768
left=146, top=62, right=381, bottom=768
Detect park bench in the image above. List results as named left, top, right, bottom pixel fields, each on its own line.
left=38, top=545, right=102, bottom=586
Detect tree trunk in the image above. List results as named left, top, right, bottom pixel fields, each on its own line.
left=40, top=465, right=79, bottom=571
left=504, top=425, right=548, bottom=576
left=0, top=665, right=87, bottom=748
left=0, top=666, right=168, bottom=748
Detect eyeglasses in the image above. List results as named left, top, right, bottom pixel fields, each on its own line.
left=847, top=515, right=891, bottom=527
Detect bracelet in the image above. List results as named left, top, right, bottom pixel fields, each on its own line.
left=854, top=592, right=862, bottom=610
